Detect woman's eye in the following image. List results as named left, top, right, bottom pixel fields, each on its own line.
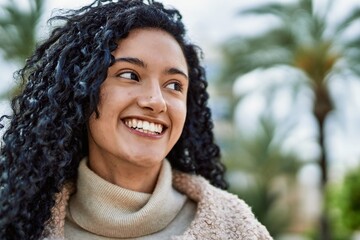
left=166, top=82, right=183, bottom=92
left=117, top=72, right=139, bottom=81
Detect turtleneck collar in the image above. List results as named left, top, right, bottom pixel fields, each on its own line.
left=66, top=158, right=187, bottom=238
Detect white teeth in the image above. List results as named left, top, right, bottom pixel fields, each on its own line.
left=149, top=123, right=155, bottom=132
left=143, top=121, right=150, bottom=131
left=137, top=120, right=142, bottom=129
left=124, top=119, right=164, bottom=134
left=157, top=124, right=163, bottom=133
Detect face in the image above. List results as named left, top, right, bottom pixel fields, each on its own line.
left=87, top=28, right=188, bottom=174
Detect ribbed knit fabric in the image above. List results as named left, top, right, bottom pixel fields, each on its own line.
left=64, top=159, right=195, bottom=239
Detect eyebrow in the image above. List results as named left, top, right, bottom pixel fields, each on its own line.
left=115, top=57, right=188, bottom=80
left=115, top=57, right=146, bottom=68
left=167, top=67, right=188, bottom=80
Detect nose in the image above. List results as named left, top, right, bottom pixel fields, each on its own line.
left=137, top=83, right=167, bottom=113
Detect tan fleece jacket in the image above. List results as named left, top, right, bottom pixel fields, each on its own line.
left=44, top=168, right=273, bottom=240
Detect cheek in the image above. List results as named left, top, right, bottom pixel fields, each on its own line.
left=87, top=115, right=101, bottom=145
left=170, top=100, right=187, bottom=130
left=180, top=106, right=187, bottom=128
left=96, top=88, right=122, bottom=118
left=88, top=109, right=101, bottom=131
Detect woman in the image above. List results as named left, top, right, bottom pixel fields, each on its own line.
left=0, top=0, right=272, bottom=239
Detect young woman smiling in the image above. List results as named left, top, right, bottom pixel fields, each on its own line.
left=0, top=1, right=272, bottom=239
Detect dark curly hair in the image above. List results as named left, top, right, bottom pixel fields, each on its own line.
left=0, top=0, right=227, bottom=239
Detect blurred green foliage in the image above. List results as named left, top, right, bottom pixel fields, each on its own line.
left=223, top=112, right=304, bottom=237
left=327, top=166, right=360, bottom=239
left=0, top=0, right=43, bottom=63
left=0, top=0, right=44, bottom=98
left=341, top=169, right=360, bottom=230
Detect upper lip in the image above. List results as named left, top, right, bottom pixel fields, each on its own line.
left=121, top=115, right=169, bottom=128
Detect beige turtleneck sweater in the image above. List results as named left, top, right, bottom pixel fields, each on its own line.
left=64, top=159, right=197, bottom=239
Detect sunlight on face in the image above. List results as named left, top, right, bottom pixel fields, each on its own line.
left=87, top=28, right=188, bottom=184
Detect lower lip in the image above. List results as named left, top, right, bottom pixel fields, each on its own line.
left=122, top=122, right=165, bottom=139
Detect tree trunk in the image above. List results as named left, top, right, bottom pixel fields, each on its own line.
left=313, top=85, right=333, bottom=240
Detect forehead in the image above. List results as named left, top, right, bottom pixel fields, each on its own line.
left=112, top=28, right=188, bottom=71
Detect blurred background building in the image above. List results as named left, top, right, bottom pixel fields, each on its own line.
left=1, top=0, right=360, bottom=239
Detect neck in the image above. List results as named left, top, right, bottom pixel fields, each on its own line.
left=88, top=154, right=162, bottom=193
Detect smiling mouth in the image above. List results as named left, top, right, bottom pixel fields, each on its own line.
left=123, top=118, right=165, bottom=135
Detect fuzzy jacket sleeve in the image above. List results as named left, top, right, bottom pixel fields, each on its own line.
left=172, top=171, right=273, bottom=240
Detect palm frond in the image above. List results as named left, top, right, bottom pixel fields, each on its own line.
left=343, top=35, right=360, bottom=49
left=348, top=64, right=360, bottom=77
left=334, top=7, right=360, bottom=35
left=220, top=27, right=297, bottom=83
left=239, top=0, right=312, bottom=23
left=0, top=0, right=44, bottom=64
left=0, top=0, right=44, bottom=100
left=239, top=2, right=298, bottom=22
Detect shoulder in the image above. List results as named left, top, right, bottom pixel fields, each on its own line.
left=172, top=171, right=273, bottom=240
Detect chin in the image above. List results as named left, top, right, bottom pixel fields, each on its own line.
left=127, top=155, right=165, bottom=168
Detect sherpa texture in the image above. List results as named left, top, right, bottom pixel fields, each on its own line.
left=44, top=171, right=272, bottom=240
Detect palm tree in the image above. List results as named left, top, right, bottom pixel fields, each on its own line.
left=219, top=75, right=312, bottom=236
left=220, top=0, right=360, bottom=238
left=223, top=107, right=305, bottom=237
left=0, top=0, right=44, bottom=98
